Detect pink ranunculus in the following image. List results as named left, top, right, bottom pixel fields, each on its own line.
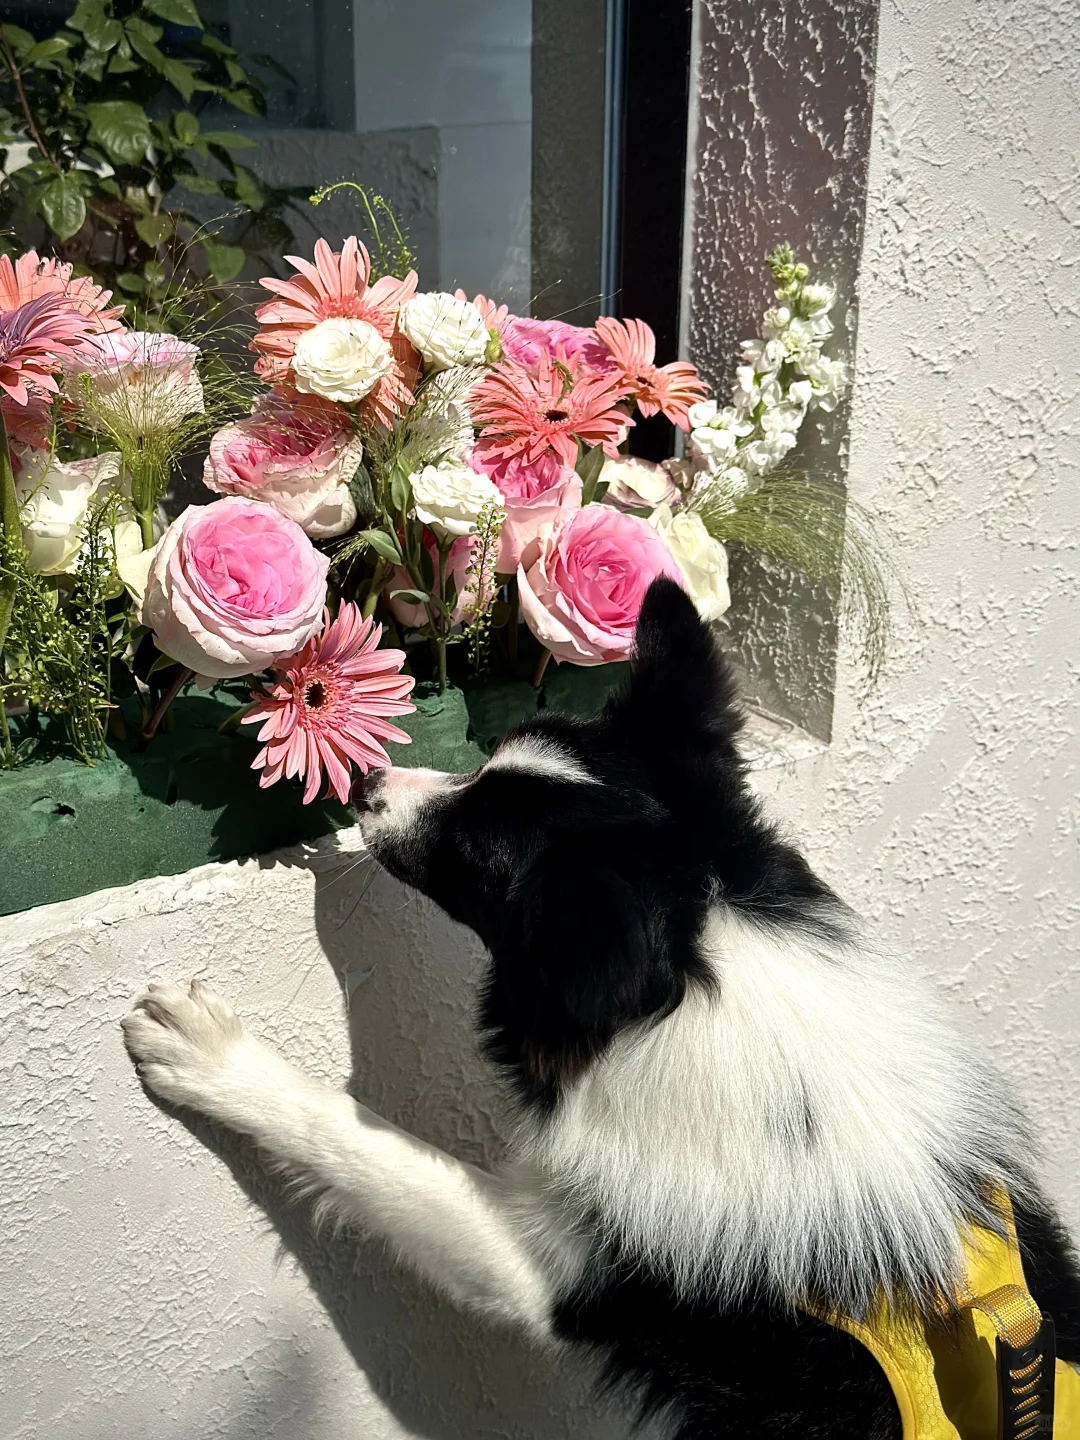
left=468, top=445, right=582, bottom=571
left=203, top=394, right=364, bottom=539
left=518, top=504, right=684, bottom=666
left=500, top=317, right=614, bottom=375
left=385, top=532, right=477, bottom=630
left=142, top=497, right=329, bottom=679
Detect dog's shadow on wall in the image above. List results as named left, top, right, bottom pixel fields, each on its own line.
left=170, top=852, right=648, bottom=1440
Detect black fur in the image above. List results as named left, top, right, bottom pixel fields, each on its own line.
left=362, top=577, right=1080, bottom=1437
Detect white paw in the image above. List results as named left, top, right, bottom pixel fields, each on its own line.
left=121, top=979, right=245, bottom=1111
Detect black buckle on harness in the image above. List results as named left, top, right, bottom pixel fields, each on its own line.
left=998, top=1315, right=1056, bottom=1440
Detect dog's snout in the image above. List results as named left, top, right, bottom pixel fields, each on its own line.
left=351, top=767, right=387, bottom=814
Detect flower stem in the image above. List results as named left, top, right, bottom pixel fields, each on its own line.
left=0, top=407, right=24, bottom=762
left=531, top=648, right=552, bottom=689
left=139, top=665, right=193, bottom=745
left=507, top=577, right=519, bottom=670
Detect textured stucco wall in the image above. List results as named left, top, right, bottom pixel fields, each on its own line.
left=2, top=1, right=1078, bottom=1436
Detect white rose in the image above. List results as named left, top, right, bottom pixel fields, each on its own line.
left=292, top=318, right=394, bottom=403
left=649, top=504, right=731, bottom=622
left=16, top=450, right=120, bottom=574
left=399, top=292, right=489, bottom=371
left=600, top=456, right=680, bottom=511
left=111, top=509, right=168, bottom=603
left=411, top=460, right=500, bottom=537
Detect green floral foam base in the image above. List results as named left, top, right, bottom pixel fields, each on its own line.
left=0, top=663, right=627, bottom=917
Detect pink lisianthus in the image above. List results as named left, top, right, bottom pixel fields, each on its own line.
left=141, top=497, right=329, bottom=679
left=501, top=316, right=613, bottom=374
left=203, top=394, right=364, bottom=539
left=243, top=604, right=415, bottom=805
left=385, top=532, right=478, bottom=630
left=75, top=331, right=203, bottom=433
left=468, top=445, right=582, bottom=571
left=518, top=504, right=684, bottom=666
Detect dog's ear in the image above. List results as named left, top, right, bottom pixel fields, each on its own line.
left=489, top=852, right=671, bottom=1091
left=604, top=576, right=742, bottom=758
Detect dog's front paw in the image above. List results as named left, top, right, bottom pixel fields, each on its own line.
left=121, top=979, right=245, bottom=1111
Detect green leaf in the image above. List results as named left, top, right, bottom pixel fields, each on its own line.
left=125, top=29, right=166, bottom=70
left=175, top=172, right=222, bottom=195
left=85, top=100, right=152, bottom=166
left=204, top=141, right=237, bottom=174
left=223, top=88, right=263, bottom=118
left=117, top=271, right=148, bottom=293
left=201, top=241, right=245, bottom=282
left=125, top=16, right=164, bottom=42
left=416, top=539, right=435, bottom=590
left=25, top=37, right=72, bottom=64
left=173, top=110, right=199, bottom=144
left=576, top=443, right=607, bottom=504
left=66, top=0, right=107, bottom=35
left=147, top=651, right=181, bottom=676
left=231, top=165, right=263, bottom=210
left=348, top=462, right=374, bottom=519
left=389, top=588, right=432, bottom=606
left=357, top=529, right=403, bottom=565
left=1, top=25, right=36, bottom=58
left=134, top=213, right=173, bottom=245
left=200, top=34, right=235, bottom=56
left=161, top=57, right=200, bottom=101
left=107, top=53, right=140, bottom=74
left=389, top=464, right=413, bottom=518
left=39, top=174, right=87, bottom=240
left=199, top=130, right=257, bottom=149
left=224, top=58, right=245, bottom=84
left=144, top=0, right=204, bottom=27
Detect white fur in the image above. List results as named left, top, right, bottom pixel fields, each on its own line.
left=486, top=738, right=599, bottom=786
left=121, top=981, right=562, bottom=1333
left=360, top=766, right=462, bottom=844
left=517, top=905, right=1033, bottom=1313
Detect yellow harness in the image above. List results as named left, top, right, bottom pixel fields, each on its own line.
left=819, top=1197, right=1080, bottom=1438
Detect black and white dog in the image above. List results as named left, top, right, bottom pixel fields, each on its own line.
left=122, top=578, right=1080, bottom=1437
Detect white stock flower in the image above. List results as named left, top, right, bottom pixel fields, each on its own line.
left=16, top=450, right=120, bottom=574
left=800, top=283, right=835, bottom=317
left=600, top=456, right=680, bottom=510
left=399, top=292, right=489, bottom=371
left=800, top=354, right=848, bottom=411
left=761, top=306, right=792, bottom=340
left=649, top=504, right=730, bottom=622
left=411, top=459, right=500, bottom=537
left=740, top=337, right=785, bottom=373
left=689, top=404, right=756, bottom=467
left=292, top=318, right=393, bottom=403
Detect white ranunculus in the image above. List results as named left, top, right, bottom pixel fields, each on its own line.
left=600, top=456, right=680, bottom=511
left=411, top=460, right=500, bottom=538
left=292, top=318, right=394, bottom=404
left=399, top=292, right=489, bottom=371
left=649, top=504, right=730, bottom=622
left=16, top=450, right=120, bottom=574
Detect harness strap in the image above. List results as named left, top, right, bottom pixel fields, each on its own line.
left=959, top=1286, right=1057, bottom=1440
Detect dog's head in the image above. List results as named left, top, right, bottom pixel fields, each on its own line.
left=356, top=578, right=826, bottom=1100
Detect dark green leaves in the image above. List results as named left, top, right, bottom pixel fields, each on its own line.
left=358, top=530, right=404, bottom=565
left=144, top=0, right=204, bottom=28
left=39, top=173, right=89, bottom=239
left=576, top=443, right=607, bottom=504
left=200, top=241, right=244, bottom=282
left=85, top=99, right=152, bottom=165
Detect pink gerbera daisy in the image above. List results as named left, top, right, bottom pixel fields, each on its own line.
left=593, top=317, right=709, bottom=429
left=469, top=349, right=633, bottom=469
left=243, top=604, right=415, bottom=805
left=453, top=288, right=510, bottom=332
left=252, top=237, right=421, bottom=426
left=0, top=293, right=97, bottom=406
left=0, top=250, right=125, bottom=333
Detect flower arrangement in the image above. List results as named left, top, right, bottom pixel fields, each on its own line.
left=0, top=204, right=884, bottom=811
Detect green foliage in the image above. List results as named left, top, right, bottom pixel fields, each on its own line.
left=0, top=501, right=118, bottom=765
left=0, top=1, right=306, bottom=316
left=309, top=181, right=415, bottom=282
left=463, top=499, right=504, bottom=676
left=697, top=472, right=900, bottom=692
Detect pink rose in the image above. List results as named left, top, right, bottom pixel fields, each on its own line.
left=468, top=446, right=582, bottom=571
left=500, top=317, right=613, bottom=374
left=385, top=532, right=478, bottom=630
left=518, top=504, right=684, bottom=666
left=203, top=394, right=364, bottom=539
left=142, top=497, right=329, bottom=678
left=75, top=330, right=204, bottom=433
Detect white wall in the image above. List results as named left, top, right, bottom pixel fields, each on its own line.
left=2, top=1, right=1078, bottom=1436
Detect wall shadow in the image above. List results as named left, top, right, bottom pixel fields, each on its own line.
left=157, top=850, right=648, bottom=1440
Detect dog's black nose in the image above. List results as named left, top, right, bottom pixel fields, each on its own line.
left=351, top=768, right=386, bottom=814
